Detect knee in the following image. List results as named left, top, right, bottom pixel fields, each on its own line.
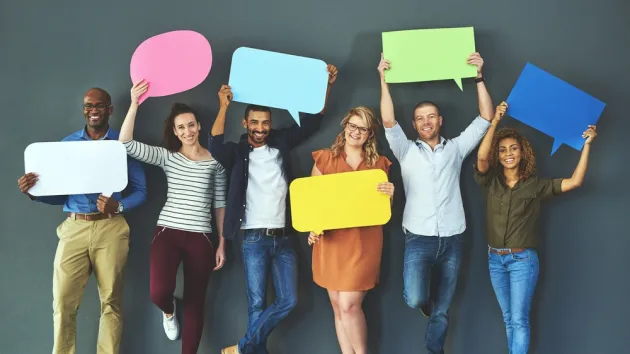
left=511, top=312, right=530, bottom=328
left=278, top=294, right=298, bottom=313
left=404, top=293, right=426, bottom=309
left=149, top=285, right=170, bottom=308
left=330, top=299, right=342, bottom=320
left=339, top=301, right=362, bottom=317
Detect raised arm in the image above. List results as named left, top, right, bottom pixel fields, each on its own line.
left=208, top=85, right=237, bottom=169
left=467, top=53, right=494, bottom=121
left=561, top=125, right=597, bottom=192
left=119, top=80, right=149, bottom=142
left=477, top=102, right=507, bottom=173
left=378, top=53, right=396, bottom=128
left=319, top=64, right=338, bottom=114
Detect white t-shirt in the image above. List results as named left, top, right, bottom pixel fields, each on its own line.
left=241, top=145, right=287, bottom=229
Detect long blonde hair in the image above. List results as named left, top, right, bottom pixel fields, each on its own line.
left=329, top=106, right=380, bottom=167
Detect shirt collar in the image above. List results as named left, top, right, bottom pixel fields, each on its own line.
left=80, top=126, right=113, bottom=140
left=415, top=136, right=447, bottom=150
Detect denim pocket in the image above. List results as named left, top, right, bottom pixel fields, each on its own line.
left=511, top=249, right=531, bottom=261
left=243, top=234, right=262, bottom=243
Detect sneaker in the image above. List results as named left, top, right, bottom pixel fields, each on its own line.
left=162, top=300, right=180, bottom=340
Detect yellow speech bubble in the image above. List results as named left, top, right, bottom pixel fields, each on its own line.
left=290, top=169, right=391, bottom=235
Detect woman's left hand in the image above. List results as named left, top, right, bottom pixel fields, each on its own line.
left=583, top=125, right=597, bottom=145
left=377, top=182, right=395, bottom=197
left=214, top=243, right=226, bottom=271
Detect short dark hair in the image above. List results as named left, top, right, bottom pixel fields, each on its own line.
left=244, top=104, right=271, bottom=120
left=85, top=87, right=112, bottom=104
left=163, top=103, right=199, bottom=152
left=412, top=101, right=441, bottom=119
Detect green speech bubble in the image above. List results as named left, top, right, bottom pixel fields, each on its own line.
left=382, top=27, right=477, bottom=90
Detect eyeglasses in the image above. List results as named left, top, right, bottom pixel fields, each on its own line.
left=83, top=103, right=111, bottom=111
left=347, top=123, right=371, bottom=135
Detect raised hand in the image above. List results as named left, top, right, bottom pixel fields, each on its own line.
left=327, top=64, right=339, bottom=85
left=218, top=85, right=233, bottom=108
left=467, top=52, right=484, bottom=77
left=131, top=80, right=149, bottom=104
left=377, top=53, right=391, bottom=80
left=583, top=125, right=597, bottom=145
left=494, top=101, right=508, bottom=122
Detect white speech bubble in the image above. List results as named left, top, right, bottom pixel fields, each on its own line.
left=24, top=141, right=128, bottom=196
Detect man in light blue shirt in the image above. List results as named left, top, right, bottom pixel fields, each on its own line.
left=17, top=88, right=146, bottom=354
left=378, top=53, right=494, bottom=354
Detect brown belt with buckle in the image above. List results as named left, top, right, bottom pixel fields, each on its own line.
left=67, top=212, right=115, bottom=221
left=261, top=228, right=286, bottom=237
left=490, top=247, right=527, bottom=255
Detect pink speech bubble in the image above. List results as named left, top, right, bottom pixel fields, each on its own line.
left=130, top=30, right=212, bottom=104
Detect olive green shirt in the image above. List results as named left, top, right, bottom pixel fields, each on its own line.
left=473, top=164, right=563, bottom=248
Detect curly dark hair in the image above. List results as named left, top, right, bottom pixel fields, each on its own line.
left=163, top=103, right=199, bottom=152
left=488, top=128, right=537, bottom=180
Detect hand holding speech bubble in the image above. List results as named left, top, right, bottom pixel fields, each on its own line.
left=228, top=47, right=329, bottom=126
left=290, top=169, right=391, bottom=235
left=130, top=30, right=212, bottom=104
left=24, top=141, right=128, bottom=196
left=382, top=27, right=477, bottom=90
left=506, top=63, right=606, bottom=155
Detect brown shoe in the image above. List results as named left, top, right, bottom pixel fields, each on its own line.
left=221, top=345, right=240, bottom=354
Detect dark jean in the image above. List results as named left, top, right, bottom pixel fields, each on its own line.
left=488, top=247, right=539, bottom=354
left=403, top=232, right=463, bottom=354
left=238, top=230, right=298, bottom=354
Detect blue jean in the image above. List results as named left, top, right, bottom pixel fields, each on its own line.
left=488, top=248, right=539, bottom=354
left=238, top=230, right=298, bottom=354
left=403, top=232, right=463, bottom=354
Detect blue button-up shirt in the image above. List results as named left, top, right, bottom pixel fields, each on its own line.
left=385, top=116, right=490, bottom=237
left=35, top=127, right=147, bottom=213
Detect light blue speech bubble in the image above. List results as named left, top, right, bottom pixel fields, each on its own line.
left=228, top=47, right=329, bottom=126
left=506, top=63, right=606, bottom=155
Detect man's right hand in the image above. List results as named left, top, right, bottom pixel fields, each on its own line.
left=377, top=53, right=391, bottom=81
left=218, top=85, right=233, bottom=109
left=18, top=172, right=38, bottom=199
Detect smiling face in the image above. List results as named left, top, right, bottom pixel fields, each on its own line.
left=412, top=104, right=442, bottom=142
left=243, top=110, right=271, bottom=147
left=172, top=113, right=200, bottom=147
left=82, top=89, right=112, bottom=130
left=498, top=137, right=522, bottom=170
left=344, top=115, right=372, bottom=148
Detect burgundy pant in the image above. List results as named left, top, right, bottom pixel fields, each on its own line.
left=149, top=226, right=215, bottom=354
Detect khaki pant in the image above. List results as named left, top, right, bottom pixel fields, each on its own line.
left=52, top=215, right=130, bottom=354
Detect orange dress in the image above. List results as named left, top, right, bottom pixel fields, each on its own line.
left=311, top=149, right=392, bottom=291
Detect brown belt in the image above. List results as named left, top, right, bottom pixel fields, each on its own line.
left=489, top=247, right=527, bottom=255
left=67, top=212, right=116, bottom=221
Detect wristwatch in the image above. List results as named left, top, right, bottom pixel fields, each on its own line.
left=474, top=77, right=485, bottom=83
left=116, top=202, right=124, bottom=214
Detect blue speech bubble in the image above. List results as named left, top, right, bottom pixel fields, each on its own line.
left=506, top=63, right=606, bottom=155
left=228, top=47, right=329, bottom=126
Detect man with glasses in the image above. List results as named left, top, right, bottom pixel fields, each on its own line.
left=377, top=53, right=494, bottom=354
left=17, top=88, right=147, bottom=354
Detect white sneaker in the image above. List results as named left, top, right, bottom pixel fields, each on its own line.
left=162, top=300, right=180, bottom=340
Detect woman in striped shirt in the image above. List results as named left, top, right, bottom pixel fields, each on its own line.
left=119, top=80, right=227, bottom=354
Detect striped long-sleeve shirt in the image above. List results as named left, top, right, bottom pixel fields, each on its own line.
left=123, top=140, right=227, bottom=234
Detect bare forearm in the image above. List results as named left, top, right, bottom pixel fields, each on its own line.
left=380, top=79, right=396, bottom=128
left=211, top=106, right=228, bottom=136
left=119, top=103, right=138, bottom=142
left=477, top=81, right=494, bottom=121
left=562, top=144, right=591, bottom=192
left=477, top=119, right=499, bottom=172
left=214, top=207, right=225, bottom=244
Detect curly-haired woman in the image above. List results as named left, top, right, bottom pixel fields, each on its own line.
left=307, top=106, right=394, bottom=354
left=473, top=101, right=597, bottom=354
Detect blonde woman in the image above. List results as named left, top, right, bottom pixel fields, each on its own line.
left=308, top=107, right=394, bottom=354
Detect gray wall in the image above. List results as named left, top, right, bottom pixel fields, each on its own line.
left=1, top=0, right=629, bottom=353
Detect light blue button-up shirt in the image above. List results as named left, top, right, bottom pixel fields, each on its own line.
left=385, top=116, right=490, bottom=237
left=35, top=127, right=147, bottom=213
